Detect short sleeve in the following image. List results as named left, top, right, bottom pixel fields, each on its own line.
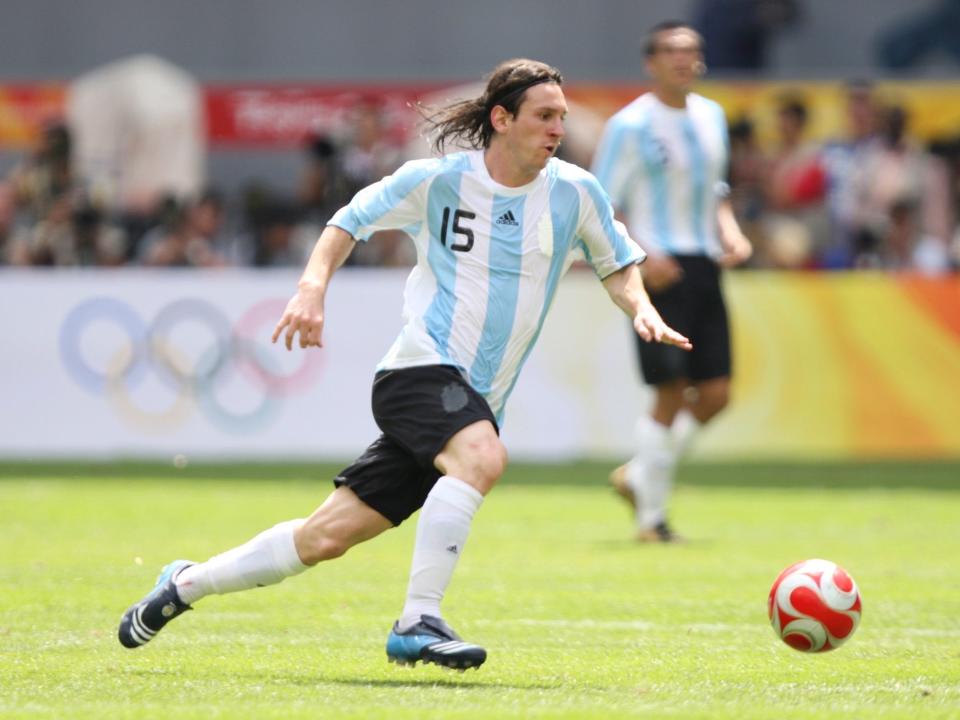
left=328, top=159, right=434, bottom=241
left=576, top=173, right=646, bottom=279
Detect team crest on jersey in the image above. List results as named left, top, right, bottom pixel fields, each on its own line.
left=440, top=382, right=469, bottom=413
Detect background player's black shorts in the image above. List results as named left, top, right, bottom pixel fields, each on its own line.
left=636, top=254, right=731, bottom=385
left=334, top=365, right=498, bottom=526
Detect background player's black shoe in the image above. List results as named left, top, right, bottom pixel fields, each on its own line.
left=637, top=520, right=685, bottom=543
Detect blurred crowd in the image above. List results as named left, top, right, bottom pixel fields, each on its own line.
left=0, top=99, right=413, bottom=269
left=728, top=80, right=960, bottom=272
left=2, top=83, right=959, bottom=273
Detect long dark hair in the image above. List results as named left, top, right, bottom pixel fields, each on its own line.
left=420, top=58, right=563, bottom=155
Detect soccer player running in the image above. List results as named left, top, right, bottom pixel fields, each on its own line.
left=591, top=22, right=752, bottom=543
left=118, top=58, right=690, bottom=670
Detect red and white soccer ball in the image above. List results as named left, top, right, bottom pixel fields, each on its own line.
left=768, top=559, right=862, bottom=653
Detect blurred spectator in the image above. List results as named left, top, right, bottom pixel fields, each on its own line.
left=252, top=201, right=308, bottom=267
left=933, top=139, right=960, bottom=269
left=290, top=134, right=348, bottom=267
left=819, top=80, right=880, bottom=268
left=340, top=99, right=403, bottom=198
left=187, top=189, right=240, bottom=263
left=236, top=183, right=311, bottom=268
left=850, top=105, right=953, bottom=271
left=4, top=193, right=127, bottom=267
left=7, top=122, right=75, bottom=223
left=0, top=183, right=14, bottom=264
left=298, top=133, right=346, bottom=224
left=761, top=95, right=828, bottom=268
left=727, top=116, right=770, bottom=261
left=337, top=99, right=412, bottom=266
left=692, top=0, right=800, bottom=71
left=3, top=121, right=129, bottom=266
left=7, top=193, right=76, bottom=266
left=72, top=201, right=128, bottom=266
left=139, top=193, right=226, bottom=267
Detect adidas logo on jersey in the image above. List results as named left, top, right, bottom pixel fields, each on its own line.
left=495, top=210, right=519, bottom=226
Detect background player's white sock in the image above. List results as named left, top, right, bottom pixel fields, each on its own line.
left=399, top=475, right=483, bottom=631
left=629, top=414, right=675, bottom=530
left=174, top=519, right=308, bottom=605
left=671, top=409, right=702, bottom=459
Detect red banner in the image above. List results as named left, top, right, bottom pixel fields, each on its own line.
left=4, top=80, right=960, bottom=150
left=0, top=84, right=67, bottom=147
left=203, top=84, right=441, bottom=148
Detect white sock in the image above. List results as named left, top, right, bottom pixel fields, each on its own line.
left=629, top=415, right=675, bottom=530
left=174, top=519, right=309, bottom=605
left=399, top=476, right=484, bottom=631
left=671, top=409, right=702, bottom=459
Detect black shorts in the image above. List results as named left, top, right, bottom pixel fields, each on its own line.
left=636, top=255, right=731, bottom=385
left=334, top=365, right=498, bottom=526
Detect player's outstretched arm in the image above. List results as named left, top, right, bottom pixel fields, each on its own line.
left=272, top=225, right=357, bottom=351
left=601, top=263, right=692, bottom=350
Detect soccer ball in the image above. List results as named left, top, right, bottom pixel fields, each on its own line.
left=768, top=559, right=862, bottom=652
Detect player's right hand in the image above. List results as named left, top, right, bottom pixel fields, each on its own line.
left=633, top=303, right=692, bottom=351
left=640, top=254, right=683, bottom=292
left=271, top=288, right=325, bottom=351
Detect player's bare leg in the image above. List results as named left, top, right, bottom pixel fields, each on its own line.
left=118, top=487, right=390, bottom=648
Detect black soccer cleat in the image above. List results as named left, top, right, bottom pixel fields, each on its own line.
left=636, top=520, right=685, bottom=544
left=386, top=614, right=487, bottom=670
left=118, top=560, right=194, bottom=649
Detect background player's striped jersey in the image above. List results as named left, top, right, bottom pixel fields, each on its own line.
left=591, top=92, right=730, bottom=258
left=330, top=149, right=643, bottom=423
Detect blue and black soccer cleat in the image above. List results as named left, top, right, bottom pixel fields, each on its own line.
left=118, top=560, right=194, bottom=648
left=386, top=614, right=486, bottom=670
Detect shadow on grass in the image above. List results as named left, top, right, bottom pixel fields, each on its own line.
left=591, top=536, right=718, bottom=550
left=125, top=667, right=560, bottom=691
left=279, top=674, right=559, bottom=691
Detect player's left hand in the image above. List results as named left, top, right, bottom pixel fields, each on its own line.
left=718, top=232, right=753, bottom=268
left=633, top=306, right=692, bottom=351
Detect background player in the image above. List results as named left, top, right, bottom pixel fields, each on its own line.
left=592, top=22, right=752, bottom=542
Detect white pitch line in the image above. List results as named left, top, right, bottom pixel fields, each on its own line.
left=472, top=618, right=960, bottom=637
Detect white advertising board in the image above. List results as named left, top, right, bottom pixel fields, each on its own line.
left=0, top=268, right=648, bottom=460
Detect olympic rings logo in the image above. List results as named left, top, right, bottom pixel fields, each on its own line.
left=59, top=297, right=323, bottom=434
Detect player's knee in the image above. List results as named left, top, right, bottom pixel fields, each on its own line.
left=295, top=522, right=351, bottom=565
left=464, top=440, right=508, bottom=494
left=698, top=383, right=730, bottom=421
left=315, top=536, right=350, bottom=562
left=485, top=440, right=509, bottom=483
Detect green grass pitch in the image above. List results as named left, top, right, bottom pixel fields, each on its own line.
left=1, top=461, right=958, bottom=719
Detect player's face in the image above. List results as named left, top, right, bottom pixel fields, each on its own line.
left=503, top=82, right=567, bottom=173
left=646, top=29, right=702, bottom=93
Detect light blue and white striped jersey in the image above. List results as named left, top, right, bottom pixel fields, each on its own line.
left=591, top=92, right=730, bottom=258
left=330, top=149, right=644, bottom=423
